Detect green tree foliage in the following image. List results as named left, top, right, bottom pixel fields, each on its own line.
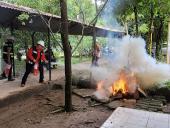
left=68, top=0, right=96, bottom=23
left=1, top=0, right=99, bottom=57
left=2, top=0, right=169, bottom=61
left=3, top=0, right=60, bottom=14
left=114, top=0, right=170, bottom=60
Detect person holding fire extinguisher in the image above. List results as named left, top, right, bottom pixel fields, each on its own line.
left=21, top=40, right=48, bottom=87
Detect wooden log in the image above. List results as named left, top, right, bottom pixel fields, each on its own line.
left=110, top=93, right=123, bottom=100
left=137, top=87, right=147, bottom=97
left=106, top=100, right=125, bottom=110
left=123, top=99, right=137, bottom=104
left=162, top=106, right=170, bottom=113
left=136, top=104, right=149, bottom=109
left=72, top=89, right=94, bottom=98
left=138, top=100, right=163, bottom=105
left=91, top=95, right=109, bottom=103
left=148, top=108, right=158, bottom=112
left=50, top=108, right=64, bottom=114
left=72, top=77, right=97, bottom=89
left=88, top=99, right=103, bottom=107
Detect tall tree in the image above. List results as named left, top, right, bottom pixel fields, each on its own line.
left=147, top=2, right=154, bottom=55
left=133, top=5, right=138, bottom=35
left=60, top=0, right=72, bottom=112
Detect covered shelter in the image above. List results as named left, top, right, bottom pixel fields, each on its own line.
left=0, top=1, right=125, bottom=80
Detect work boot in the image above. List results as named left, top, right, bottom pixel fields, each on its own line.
left=0, top=73, right=7, bottom=80
left=39, top=80, right=45, bottom=84
left=0, top=76, right=7, bottom=80
left=21, top=84, right=25, bottom=87
left=8, top=78, right=15, bottom=81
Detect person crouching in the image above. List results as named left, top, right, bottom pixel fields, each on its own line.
left=21, top=40, right=48, bottom=87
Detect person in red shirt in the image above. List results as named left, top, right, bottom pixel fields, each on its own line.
left=21, top=40, right=48, bottom=87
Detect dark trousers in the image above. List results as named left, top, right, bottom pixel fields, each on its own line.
left=21, top=63, right=44, bottom=85
left=92, top=56, right=99, bottom=66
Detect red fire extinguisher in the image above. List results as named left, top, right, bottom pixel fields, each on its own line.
left=34, top=63, right=39, bottom=76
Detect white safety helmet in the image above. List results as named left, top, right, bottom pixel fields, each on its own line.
left=37, top=40, right=45, bottom=47
left=6, top=36, right=15, bottom=41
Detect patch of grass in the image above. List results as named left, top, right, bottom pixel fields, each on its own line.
left=58, top=56, right=91, bottom=65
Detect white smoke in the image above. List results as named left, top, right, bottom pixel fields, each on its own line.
left=100, top=0, right=123, bottom=30
left=118, top=36, right=170, bottom=89
left=92, top=36, right=170, bottom=99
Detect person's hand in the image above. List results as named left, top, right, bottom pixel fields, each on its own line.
left=33, top=59, right=36, bottom=63
left=45, top=60, right=48, bottom=64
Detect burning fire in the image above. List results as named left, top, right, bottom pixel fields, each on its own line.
left=110, top=71, right=128, bottom=95
left=97, top=69, right=138, bottom=96
left=111, top=79, right=127, bottom=95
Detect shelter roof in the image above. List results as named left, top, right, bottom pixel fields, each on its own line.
left=0, top=1, right=124, bottom=37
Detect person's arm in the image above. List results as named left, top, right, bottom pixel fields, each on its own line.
left=35, top=51, right=40, bottom=63
left=27, top=48, right=36, bottom=63
left=41, top=52, right=48, bottom=63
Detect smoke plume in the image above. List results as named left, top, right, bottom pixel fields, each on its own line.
left=92, top=36, right=170, bottom=99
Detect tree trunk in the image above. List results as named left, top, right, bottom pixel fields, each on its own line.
left=91, top=0, right=98, bottom=64
left=133, top=5, right=138, bottom=36
left=92, top=24, right=96, bottom=64
left=155, top=17, right=163, bottom=60
left=47, top=28, right=51, bottom=81
left=125, top=22, right=128, bottom=35
left=167, top=18, right=170, bottom=63
left=60, top=0, right=72, bottom=112
left=31, top=32, right=35, bottom=46
left=147, top=3, right=154, bottom=54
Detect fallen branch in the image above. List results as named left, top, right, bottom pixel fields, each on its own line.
left=50, top=108, right=64, bottom=114
left=138, top=87, right=147, bottom=97
left=89, top=0, right=109, bottom=25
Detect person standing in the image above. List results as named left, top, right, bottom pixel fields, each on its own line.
left=92, top=43, right=101, bottom=66
left=21, top=40, right=48, bottom=87
left=1, top=36, right=15, bottom=81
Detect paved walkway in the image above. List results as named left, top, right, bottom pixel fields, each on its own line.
left=0, top=68, right=64, bottom=100
left=0, top=60, right=104, bottom=101
left=0, top=61, right=93, bottom=100
left=101, top=107, right=170, bottom=128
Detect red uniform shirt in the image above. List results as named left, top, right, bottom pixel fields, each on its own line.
left=26, top=47, right=46, bottom=63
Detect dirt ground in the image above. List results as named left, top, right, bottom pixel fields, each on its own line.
left=0, top=90, right=111, bottom=128
left=0, top=60, right=112, bottom=128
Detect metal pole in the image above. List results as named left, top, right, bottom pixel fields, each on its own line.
left=10, top=24, right=15, bottom=77
left=48, top=28, right=51, bottom=81
left=91, top=24, right=96, bottom=64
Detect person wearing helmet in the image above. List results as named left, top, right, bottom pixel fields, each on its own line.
left=0, top=36, right=15, bottom=81
left=21, top=40, right=48, bottom=87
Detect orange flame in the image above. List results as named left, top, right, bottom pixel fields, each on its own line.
left=112, top=79, right=127, bottom=95
left=97, top=81, right=104, bottom=90
left=111, top=70, right=128, bottom=95
left=96, top=69, right=137, bottom=96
